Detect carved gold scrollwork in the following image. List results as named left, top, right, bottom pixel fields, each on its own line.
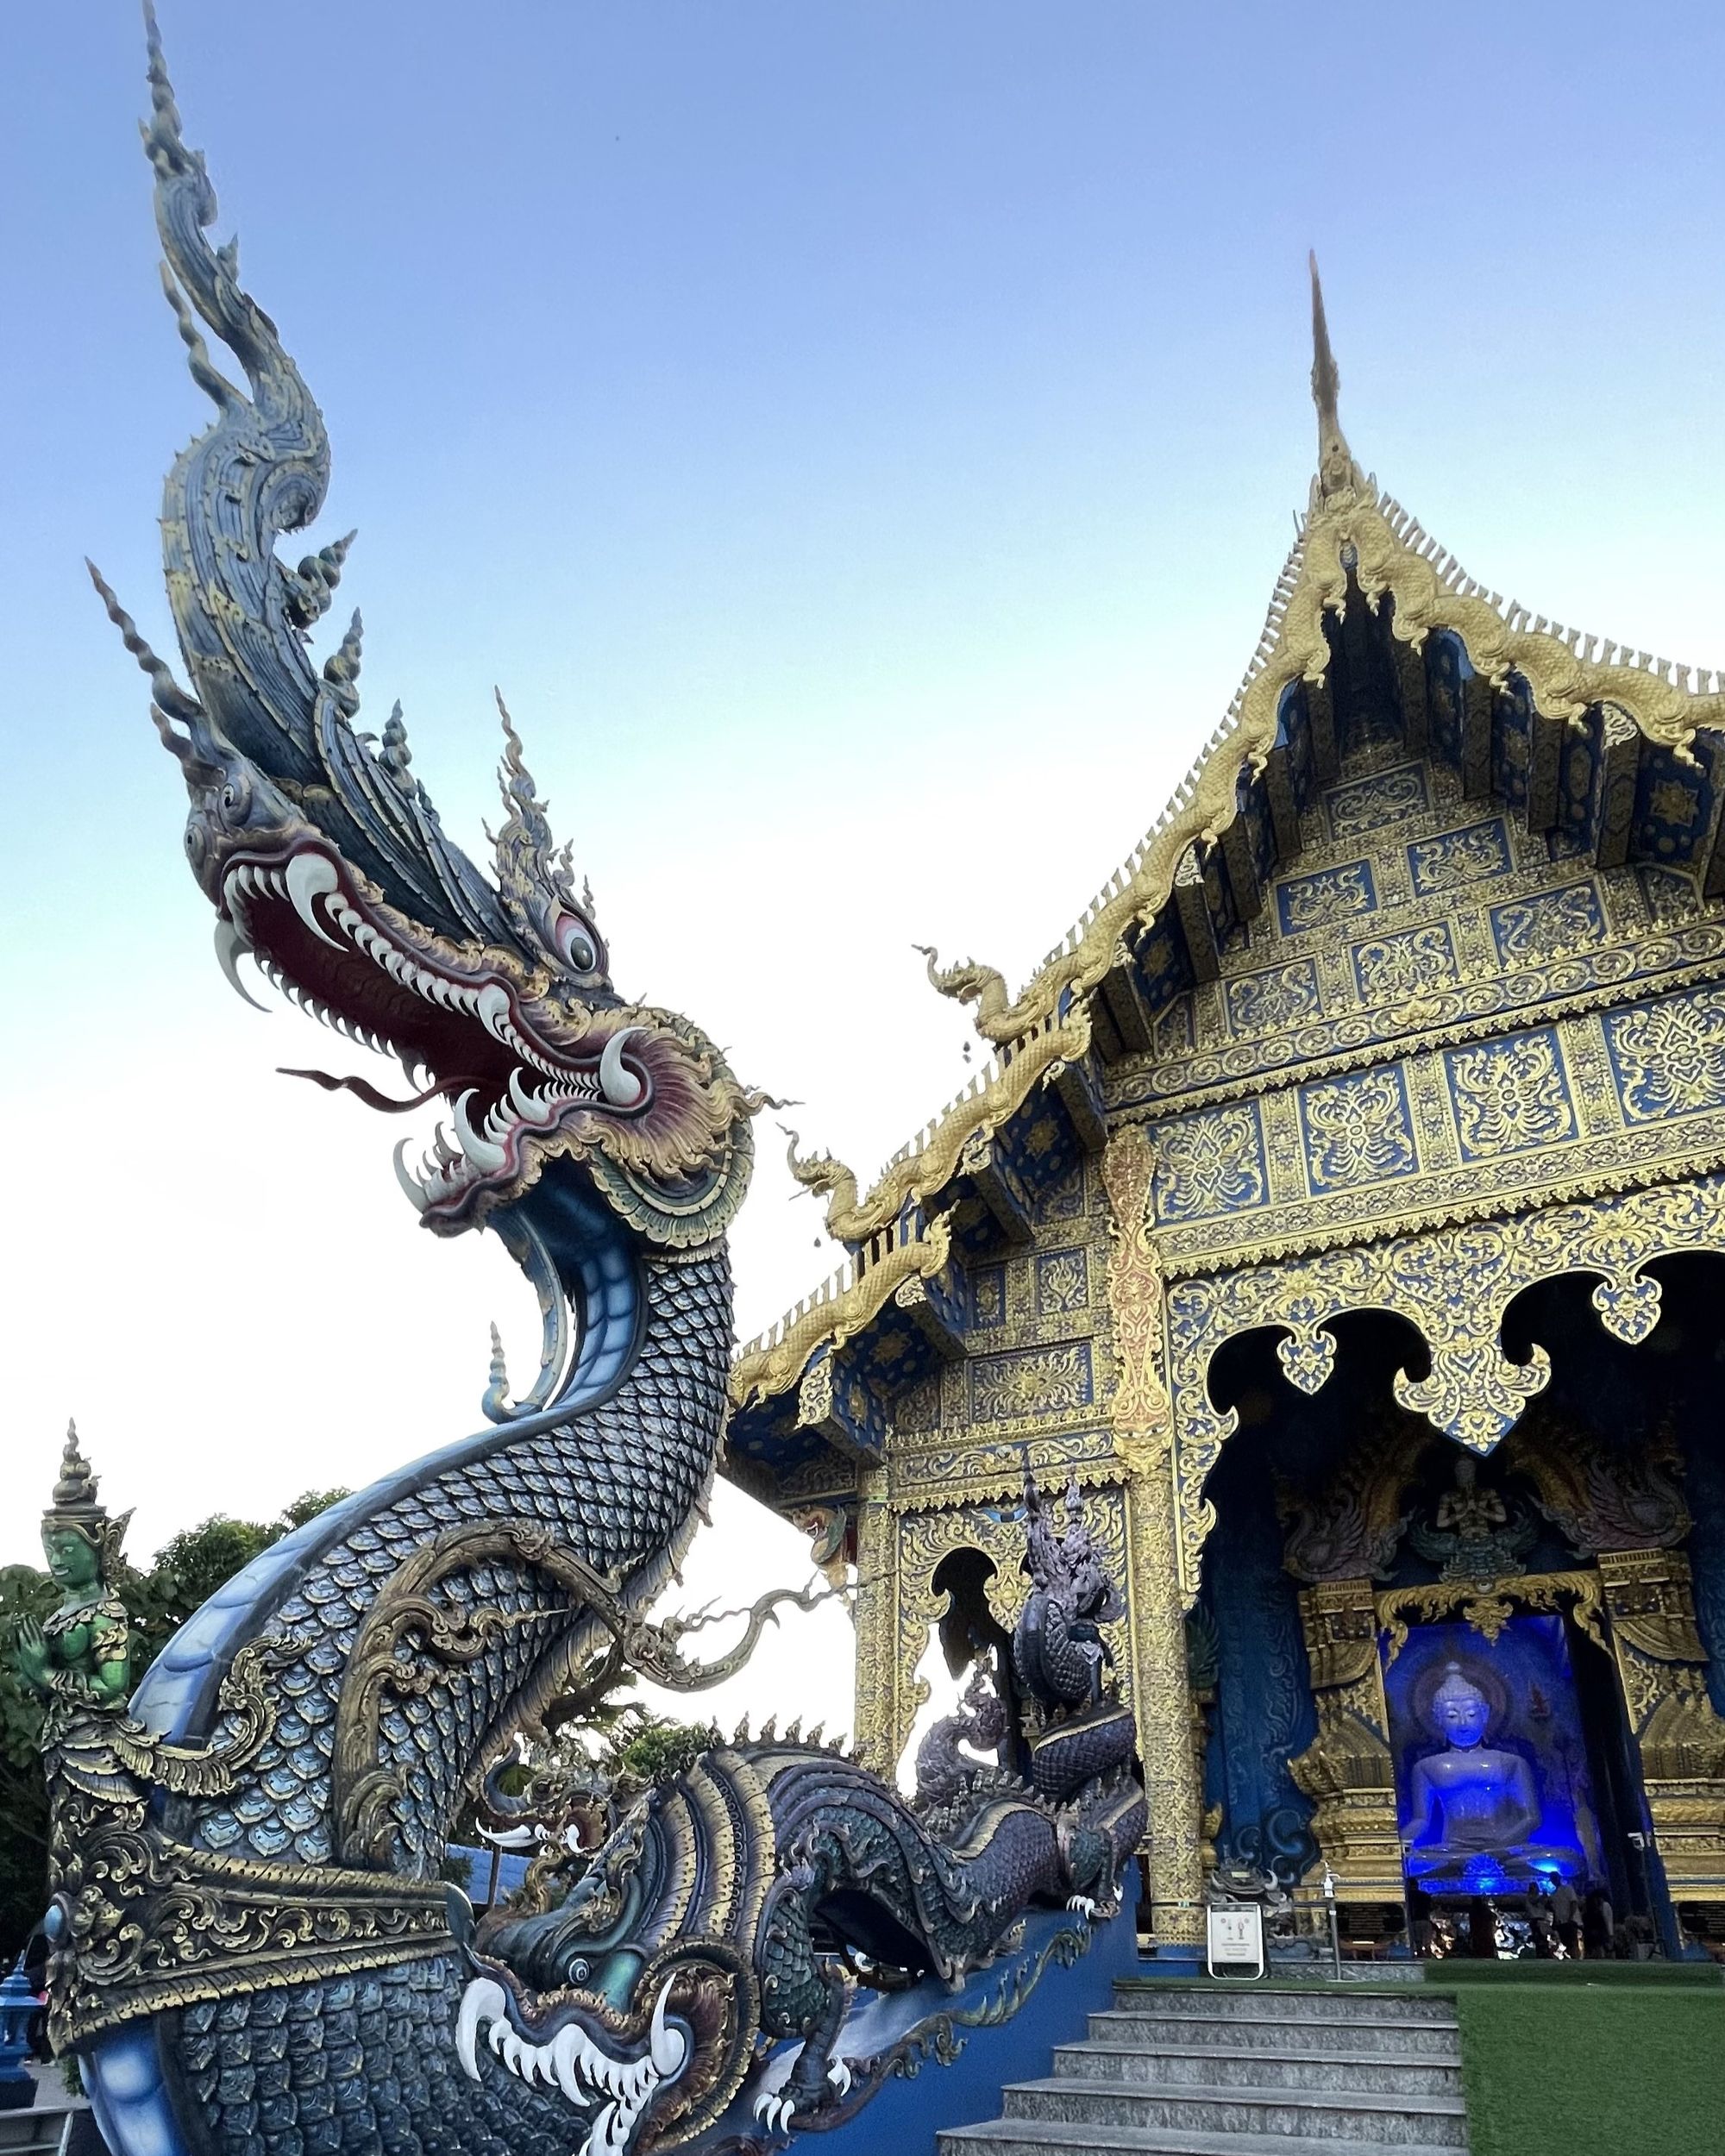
left=50, top=1824, right=453, bottom=2052
left=1166, top=1176, right=1725, bottom=1595
left=1391, top=1340, right=1551, bottom=1455
left=1595, top=1550, right=1725, bottom=1895
left=1376, top=1569, right=1605, bottom=1665
left=1288, top=1578, right=1402, bottom=1902
left=333, top=1520, right=838, bottom=1864
left=850, top=1491, right=895, bottom=1769
left=1101, top=1126, right=1205, bottom=1945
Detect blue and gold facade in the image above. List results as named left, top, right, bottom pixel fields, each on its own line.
left=726, top=293, right=1725, bottom=1950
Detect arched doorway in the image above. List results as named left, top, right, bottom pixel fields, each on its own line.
left=1186, top=1267, right=1725, bottom=1959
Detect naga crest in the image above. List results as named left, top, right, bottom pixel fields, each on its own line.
left=93, top=11, right=757, bottom=1250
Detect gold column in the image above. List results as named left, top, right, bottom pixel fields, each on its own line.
left=1103, top=1126, right=1205, bottom=1948
left=1289, top=1578, right=1402, bottom=1901
left=1596, top=1547, right=1725, bottom=1902
left=850, top=1479, right=898, bottom=1772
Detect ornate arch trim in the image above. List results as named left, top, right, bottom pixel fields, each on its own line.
left=1169, top=1175, right=1725, bottom=1601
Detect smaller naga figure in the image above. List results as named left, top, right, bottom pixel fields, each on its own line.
left=1402, top=1661, right=1577, bottom=1889
left=1013, top=1463, right=1126, bottom=1715
left=16, top=1427, right=134, bottom=1799
left=913, top=1664, right=1011, bottom=1809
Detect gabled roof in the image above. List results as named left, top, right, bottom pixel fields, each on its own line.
left=728, top=259, right=1724, bottom=1423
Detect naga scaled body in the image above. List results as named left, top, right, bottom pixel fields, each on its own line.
left=50, top=20, right=1145, bottom=2156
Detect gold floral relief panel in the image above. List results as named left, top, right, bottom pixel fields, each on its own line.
left=1140, top=982, right=1725, bottom=1274
left=1112, top=738, right=1725, bottom=1123
left=1164, top=1175, right=1725, bottom=1598
left=1326, top=762, right=1430, bottom=842
left=1603, top=984, right=1725, bottom=1123
left=967, top=1340, right=1095, bottom=1424
left=886, top=1426, right=1120, bottom=1508
left=1443, top=1028, right=1577, bottom=1160
left=1034, top=1247, right=1091, bottom=1317
left=1351, top=922, right=1458, bottom=1002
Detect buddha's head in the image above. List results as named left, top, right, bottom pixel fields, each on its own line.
left=1431, top=1661, right=1491, bottom=1749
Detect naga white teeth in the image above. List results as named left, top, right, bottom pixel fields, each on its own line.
left=599, top=1027, right=646, bottom=1108
left=648, top=1977, right=687, bottom=2078
left=453, top=1089, right=508, bottom=1171
left=285, top=852, right=342, bottom=948
left=454, top=1974, right=687, bottom=2151
left=392, top=1138, right=430, bottom=1214
left=475, top=982, right=512, bottom=1044
left=508, top=1067, right=558, bottom=1125
left=212, top=918, right=271, bottom=1012
left=455, top=1978, right=507, bottom=2083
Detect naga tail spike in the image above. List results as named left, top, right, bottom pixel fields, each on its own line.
left=285, top=530, right=357, bottom=630
left=321, top=611, right=364, bottom=718
left=85, top=558, right=201, bottom=723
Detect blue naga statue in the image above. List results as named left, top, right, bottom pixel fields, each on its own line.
left=41, top=16, right=1146, bottom=2156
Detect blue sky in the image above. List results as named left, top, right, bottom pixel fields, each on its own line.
left=3, top=1, right=1722, bottom=1722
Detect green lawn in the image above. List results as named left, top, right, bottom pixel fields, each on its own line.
left=1451, top=1984, right=1725, bottom=2156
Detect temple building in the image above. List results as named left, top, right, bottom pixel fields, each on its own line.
left=723, top=265, right=1725, bottom=1959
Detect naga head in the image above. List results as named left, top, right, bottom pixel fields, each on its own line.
left=455, top=1759, right=767, bottom=2153
left=97, top=9, right=757, bottom=1252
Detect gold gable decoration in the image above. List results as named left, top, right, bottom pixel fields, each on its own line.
left=787, top=264, right=1725, bottom=1263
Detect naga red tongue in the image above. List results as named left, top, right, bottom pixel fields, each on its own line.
left=279, top=1067, right=476, bottom=1114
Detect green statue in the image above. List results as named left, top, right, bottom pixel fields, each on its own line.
left=21, top=1427, right=279, bottom=2059
left=17, top=1425, right=136, bottom=1802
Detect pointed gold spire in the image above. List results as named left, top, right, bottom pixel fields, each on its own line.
left=1308, top=251, right=1364, bottom=502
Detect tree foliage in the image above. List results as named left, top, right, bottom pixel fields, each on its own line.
left=0, top=1490, right=349, bottom=1964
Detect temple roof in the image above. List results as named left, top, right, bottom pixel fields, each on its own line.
left=726, top=260, right=1725, bottom=1462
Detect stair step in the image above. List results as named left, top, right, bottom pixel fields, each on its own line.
left=1054, top=2040, right=1462, bottom=2096
left=1000, top=2075, right=1469, bottom=2147
left=1113, top=1984, right=1457, bottom=2025
left=1088, top=2009, right=1460, bottom=2058
left=941, top=2121, right=1468, bottom=2156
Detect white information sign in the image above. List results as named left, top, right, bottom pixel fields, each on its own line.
left=1206, top=1902, right=1266, bottom=1980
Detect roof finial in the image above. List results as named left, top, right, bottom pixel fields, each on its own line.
left=1308, top=252, right=1363, bottom=503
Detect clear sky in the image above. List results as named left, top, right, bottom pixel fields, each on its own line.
left=3, top=1, right=1722, bottom=1737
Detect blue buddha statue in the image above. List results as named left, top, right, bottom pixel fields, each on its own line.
left=1402, top=1662, right=1575, bottom=1888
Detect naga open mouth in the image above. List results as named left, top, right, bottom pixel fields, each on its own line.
left=216, top=841, right=654, bottom=1231
left=455, top=1975, right=688, bottom=2156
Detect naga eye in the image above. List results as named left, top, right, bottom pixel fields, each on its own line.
left=568, top=1958, right=591, bottom=1984
left=552, top=910, right=599, bottom=975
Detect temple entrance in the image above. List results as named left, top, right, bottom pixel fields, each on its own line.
left=1193, top=1261, right=1725, bottom=1959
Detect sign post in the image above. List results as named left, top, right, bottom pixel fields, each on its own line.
left=1205, top=1902, right=1265, bottom=1981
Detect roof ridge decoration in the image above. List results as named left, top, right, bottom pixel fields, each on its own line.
left=775, top=1005, right=1091, bottom=1245
left=764, top=263, right=1724, bottom=1257
left=730, top=1207, right=956, bottom=1407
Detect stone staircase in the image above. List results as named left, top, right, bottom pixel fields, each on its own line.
left=938, top=1981, right=1469, bottom=2154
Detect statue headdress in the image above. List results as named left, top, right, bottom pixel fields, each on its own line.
left=42, top=1421, right=132, bottom=1572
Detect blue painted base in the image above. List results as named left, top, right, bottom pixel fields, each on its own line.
left=695, top=1901, right=1139, bottom=2155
